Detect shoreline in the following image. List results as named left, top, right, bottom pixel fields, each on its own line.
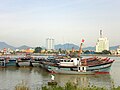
left=81, top=54, right=120, bottom=57
left=0, top=53, right=120, bottom=57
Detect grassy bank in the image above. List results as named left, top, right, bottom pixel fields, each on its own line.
left=15, top=81, right=120, bottom=90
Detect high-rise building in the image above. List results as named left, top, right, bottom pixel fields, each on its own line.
left=46, top=38, right=55, bottom=50
left=96, top=30, right=109, bottom=52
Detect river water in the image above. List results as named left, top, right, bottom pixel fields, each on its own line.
left=0, top=56, right=120, bottom=90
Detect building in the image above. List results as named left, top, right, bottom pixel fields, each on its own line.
left=117, top=46, right=120, bottom=55
left=46, top=38, right=55, bottom=50
left=96, top=30, right=109, bottom=52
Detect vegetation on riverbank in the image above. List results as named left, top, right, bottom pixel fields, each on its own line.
left=15, top=81, right=120, bottom=90
left=15, top=81, right=30, bottom=90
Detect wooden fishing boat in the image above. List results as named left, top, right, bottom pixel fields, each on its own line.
left=16, top=57, right=31, bottom=67
left=30, top=60, right=40, bottom=67
left=30, top=58, right=40, bottom=67
left=39, top=55, right=114, bottom=74
left=46, top=39, right=115, bottom=74
left=5, top=58, right=17, bottom=67
left=0, top=57, right=6, bottom=67
left=48, top=64, right=95, bottom=75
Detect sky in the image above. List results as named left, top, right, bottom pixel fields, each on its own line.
left=0, top=0, right=120, bottom=47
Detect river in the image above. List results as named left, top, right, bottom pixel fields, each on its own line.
left=0, top=56, right=120, bottom=90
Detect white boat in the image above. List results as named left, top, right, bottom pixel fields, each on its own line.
left=57, top=58, right=80, bottom=67
left=46, top=40, right=114, bottom=74
left=48, top=65, right=95, bottom=75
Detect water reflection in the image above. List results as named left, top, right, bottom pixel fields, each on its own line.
left=0, top=67, right=46, bottom=90
left=0, top=56, right=119, bottom=90
left=54, top=74, right=113, bottom=89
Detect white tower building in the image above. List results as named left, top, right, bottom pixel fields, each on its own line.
left=96, top=30, right=109, bottom=52
left=46, top=38, right=55, bottom=50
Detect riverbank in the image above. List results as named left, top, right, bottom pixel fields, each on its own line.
left=15, top=81, right=120, bottom=90
left=1, top=53, right=120, bottom=58
left=81, top=54, right=120, bottom=57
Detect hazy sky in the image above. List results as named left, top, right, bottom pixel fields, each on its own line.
left=0, top=0, right=120, bottom=47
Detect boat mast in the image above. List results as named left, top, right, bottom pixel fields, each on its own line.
left=78, top=39, right=87, bottom=66
left=78, top=39, right=84, bottom=57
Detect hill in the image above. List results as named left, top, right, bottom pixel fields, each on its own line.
left=0, top=42, right=33, bottom=50
left=0, top=42, right=15, bottom=50
left=0, top=41, right=119, bottom=51
left=55, top=43, right=79, bottom=50
left=83, top=46, right=95, bottom=51
left=55, top=43, right=96, bottom=50
left=55, top=43, right=119, bottom=51
left=18, top=45, right=33, bottom=50
left=110, top=45, right=119, bottom=50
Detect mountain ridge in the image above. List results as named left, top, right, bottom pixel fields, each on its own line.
left=0, top=41, right=119, bottom=50
left=0, top=42, right=33, bottom=50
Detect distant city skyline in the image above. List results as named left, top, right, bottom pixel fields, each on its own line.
left=0, top=0, right=120, bottom=47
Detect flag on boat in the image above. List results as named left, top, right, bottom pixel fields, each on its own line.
left=81, top=39, right=85, bottom=46
left=82, top=39, right=85, bottom=43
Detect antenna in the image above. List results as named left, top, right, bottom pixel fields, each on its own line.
left=100, top=30, right=102, bottom=38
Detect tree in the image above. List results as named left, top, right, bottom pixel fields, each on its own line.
left=34, top=47, right=42, bottom=53
left=58, top=48, right=62, bottom=53
left=102, top=50, right=111, bottom=54
left=84, top=50, right=90, bottom=54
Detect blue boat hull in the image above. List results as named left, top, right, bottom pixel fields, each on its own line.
left=6, top=60, right=17, bottom=66
left=47, top=61, right=113, bottom=74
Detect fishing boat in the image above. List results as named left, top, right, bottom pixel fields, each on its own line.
left=5, top=57, right=17, bottom=67
left=30, top=57, right=44, bottom=67
left=48, top=66, right=95, bottom=75
left=46, top=39, right=115, bottom=74
left=39, top=56, right=57, bottom=70
left=82, top=57, right=114, bottom=74
left=30, top=60, right=40, bottom=67
left=47, top=56, right=114, bottom=74
left=47, top=58, right=95, bottom=75
left=16, top=57, right=31, bottom=67
left=0, top=57, right=6, bottom=67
